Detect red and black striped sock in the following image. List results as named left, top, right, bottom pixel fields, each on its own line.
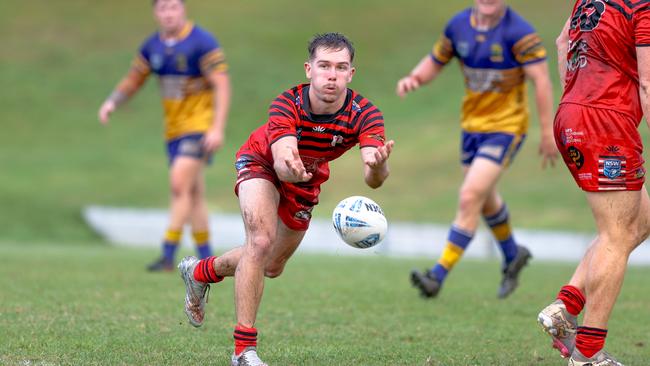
left=234, top=324, right=257, bottom=356
left=557, top=285, right=585, bottom=316
left=576, top=326, right=607, bottom=358
left=193, top=256, right=224, bottom=283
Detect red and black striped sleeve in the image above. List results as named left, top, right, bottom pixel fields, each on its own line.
left=356, top=98, right=385, bottom=149
left=267, top=89, right=299, bottom=144
left=634, top=7, right=650, bottom=47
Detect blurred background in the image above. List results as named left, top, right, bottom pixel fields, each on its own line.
left=0, top=0, right=597, bottom=246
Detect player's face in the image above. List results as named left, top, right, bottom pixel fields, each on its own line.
left=153, top=0, right=186, bottom=34
left=474, top=0, right=505, bottom=17
left=305, top=47, right=355, bottom=104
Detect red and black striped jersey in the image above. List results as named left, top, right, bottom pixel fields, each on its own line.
left=562, top=0, right=650, bottom=122
left=243, top=83, right=386, bottom=186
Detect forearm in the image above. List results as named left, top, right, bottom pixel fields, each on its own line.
left=364, top=164, right=389, bottom=189
left=410, top=55, right=442, bottom=86
left=106, top=69, right=147, bottom=107
left=535, top=78, right=555, bottom=135
left=209, top=73, right=231, bottom=132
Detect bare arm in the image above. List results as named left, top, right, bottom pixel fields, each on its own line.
left=203, top=71, right=231, bottom=153
left=361, top=140, right=395, bottom=189
left=637, top=47, right=650, bottom=129
left=524, top=60, right=558, bottom=168
left=270, top=136, right=312, bottom=183
left=396, top=56, right=444, bottom=97
left=98, top=63, right=149, bottom=124
left=556, top=18, right=571, bottom=90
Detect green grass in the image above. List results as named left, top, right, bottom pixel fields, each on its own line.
left=2, top=0, right=622, bottom=244
left=1, top=243, right=649, bottom=365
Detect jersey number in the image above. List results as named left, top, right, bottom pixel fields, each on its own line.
left=571, top=0, right=606, bottom=32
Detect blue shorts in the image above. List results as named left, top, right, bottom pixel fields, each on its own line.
left=166, top=133, right=213, bottom=165
left=461, top=131, right=525, bottom=166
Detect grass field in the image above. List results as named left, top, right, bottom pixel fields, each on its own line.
left=2, top=0, right=625, bottom=245
left=1, top=242, right=649, bottom=365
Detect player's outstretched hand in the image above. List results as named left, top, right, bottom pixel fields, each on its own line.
left=203, top=128, right=224, bottom=153
left=98, top=100, right=116, bottom=125
left=365, top=140, right=395, bottom=169
left=278, top=147, right=312, bottom=183
left=396, top=76, right=420, bottom=98
left=539, top=134, right=558, bottom=169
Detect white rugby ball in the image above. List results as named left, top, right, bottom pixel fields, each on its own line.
left=332, top=196, right=387, bottom=249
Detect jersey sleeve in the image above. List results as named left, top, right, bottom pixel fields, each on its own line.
left=267, top=91, right=299, bottom=144
left=509, top=20, right=547, bottom=65
left=431, top=21, right=455, bottom=65
left=198, top=33, right=228, bottom=75
left=634, top=9, right=650, bottom=47
left=358, top=103, right=386, bottom=149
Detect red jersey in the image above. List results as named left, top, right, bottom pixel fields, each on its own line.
left=561, top=0, right=650, bottom=122
left=242, top=83, right=386, bottom=187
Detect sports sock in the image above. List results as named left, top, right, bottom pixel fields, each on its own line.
left=193, top=256, right=224, bottom=283
left=557, top=285, right=586, bottom=316
left=430, top=225, right=474, bottom=282
left=234, top=324, right=257, bottom=356
left=484, top=204, right=518, bottom=264
left=576, top=326, right=607, bottom=358
left=193, top=231, right=212, bottom=259
left=162, top=229, right=182, bottom=262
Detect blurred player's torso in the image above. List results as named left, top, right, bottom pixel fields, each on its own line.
left=433, top=7, right=547, bottom=135
left=243, top=84, right=386, bottom=186
left=562, top=0, right=650, bottom=123
left=135, top=22, right=227, bottom=140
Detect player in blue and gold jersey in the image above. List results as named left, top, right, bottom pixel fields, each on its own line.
left=397, top=0, right=557, bottom=298
left=98, top=0, right=231, bottom=271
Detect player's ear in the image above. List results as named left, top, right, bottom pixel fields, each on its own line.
left=304, top=61, right=312, bottom=79
left=347, top=66, right=356, bottom=82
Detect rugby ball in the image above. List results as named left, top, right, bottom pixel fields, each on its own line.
left=332, top=196, right=387, bottom=249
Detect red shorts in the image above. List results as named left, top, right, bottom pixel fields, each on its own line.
left=233, top=147, right=320, bottom=231
left=554, top=103, right=645, bottom=192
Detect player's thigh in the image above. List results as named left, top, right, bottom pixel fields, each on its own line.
left=169, top=156, right=204, bottom=192
left=461, top=157, right=505, bottom=197
left=586, top=190, right=644, bottom=241
left=238, top=178, right=280, bottom=249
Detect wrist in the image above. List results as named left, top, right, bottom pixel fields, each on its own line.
left=107, top=90, right=127, bottom=107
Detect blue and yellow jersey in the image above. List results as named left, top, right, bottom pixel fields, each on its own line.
left=124, top=22, right=228, bottom=140
left=432, top=7, right=546, bottom=135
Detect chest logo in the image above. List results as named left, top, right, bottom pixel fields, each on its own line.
left=176, top=54, right=188, bottom=72
left=313, top=126, right=326, bottom=133
left=490, top=43, right=504, bottom=63
left=331, top=135, right=344, bottom=147
left=150, top=54, right=163, bottom=71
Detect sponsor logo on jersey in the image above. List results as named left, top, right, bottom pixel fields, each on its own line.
left=313, top=126, right=326, bottom=133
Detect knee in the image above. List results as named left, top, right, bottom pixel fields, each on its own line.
left=264, top=263, right=285, bottom=279
left=246, top=235, right=274, bottom=260
left=458, top=187, right=482, bottom=213
left=170, top=180, right=190, bottom=199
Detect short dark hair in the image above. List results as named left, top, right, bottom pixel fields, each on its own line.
left=307, top=33, right=355, bottom=63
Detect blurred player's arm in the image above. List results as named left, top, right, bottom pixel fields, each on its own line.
left=361, top=140, right=394, bottom=189
left=637, top=47, right=650, bottom=129
left=202, top=48, right=231, bottom=153
left=396, top=56, right=444, bottom=97
left=524, top=61, right=557, bottom=168
left=556, top=18, right=571, bottom=89
left=98, top=56, right=150, bottom=124
left=271, top=137, right=312, bottom=183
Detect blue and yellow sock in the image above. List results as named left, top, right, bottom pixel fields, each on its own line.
left=484, top=204, right=518, bottom=265
left=162, top=229, right=182, bottom=262
left=430, top=225, right=474, bottom=283
left=193, top=231, right=212, bottom=259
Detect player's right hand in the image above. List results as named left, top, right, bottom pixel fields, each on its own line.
left=396, top=75, right=420, bottom=98
left=276, top=147, right=312, bottom=183
left=98, top=100, right=116, bottom=125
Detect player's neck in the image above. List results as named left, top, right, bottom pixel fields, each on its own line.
left=308, top=88, right=346, bottom=115
left=473, top=7, right=505, bottom=31
left=160, top=20, right=189, bottom=40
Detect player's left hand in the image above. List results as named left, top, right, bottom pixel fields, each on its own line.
left=364, top=140, right=395, bottom=169
left=539, top=133, right=558, bottom=169
left=203, top=128, right=225, bottom=153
